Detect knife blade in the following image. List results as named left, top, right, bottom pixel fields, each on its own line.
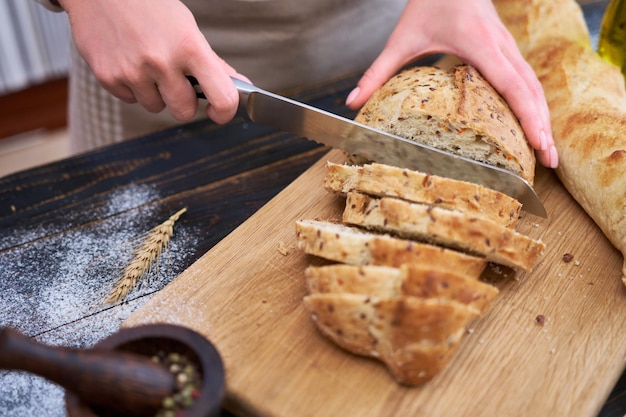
left=188, top=76, right=546, bottom=217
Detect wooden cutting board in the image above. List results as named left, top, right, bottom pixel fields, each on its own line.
left=124, top=149, right=626, bottom=417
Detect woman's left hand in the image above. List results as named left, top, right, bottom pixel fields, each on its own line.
left=346, top=0, right=558, bottom=168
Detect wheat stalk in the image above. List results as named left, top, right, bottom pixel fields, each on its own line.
left=103, top=208, right=187, bottom=305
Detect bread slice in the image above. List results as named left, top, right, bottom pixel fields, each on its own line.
left=295, top=219, right=486, bottom=278
left=342, top=192, right=545, bottom=271
left=324, top=161, right=521, bottom=228
left=354, top=65, right=536, bottom=184
left=303, top=293, right=478, bottom=385
left=305, top=264, right=499, bottom=314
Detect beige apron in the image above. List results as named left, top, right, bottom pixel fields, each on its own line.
left=69, top=0, right=406, bottom=152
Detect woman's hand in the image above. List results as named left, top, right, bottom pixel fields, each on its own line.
left=346, top=0, right=558, bottom=168
left=58, top=0, right=246, bottom=124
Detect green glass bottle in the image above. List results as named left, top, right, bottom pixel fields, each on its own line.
left=598, top=0, right=626, bottom=79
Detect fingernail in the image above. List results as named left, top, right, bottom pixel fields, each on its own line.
left=540, top=130, right=548, bottom=151
left=549, top=145, right=559, bottom=168
left=346, top=87, right=360, bottom=106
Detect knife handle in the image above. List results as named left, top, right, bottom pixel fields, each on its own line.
left=186, top=75, right=255, bottom=113
left=187, top=75, right=206, bottom=99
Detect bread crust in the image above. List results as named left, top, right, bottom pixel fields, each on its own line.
left=305, top=264, right=499, bottom=314
left=342, top=192, right=545, bottom=271
left=303, top=293, right=477, bottom=385
left=325, top=161, right=521, bottom=228
left=354, top=65, right=536, bottom=184
left=295, top=219, right=486, bottom=278
left=494, top=0, right=591, bottom=56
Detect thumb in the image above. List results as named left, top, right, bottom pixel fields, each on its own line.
left=346, top=49, right=405, bottom=110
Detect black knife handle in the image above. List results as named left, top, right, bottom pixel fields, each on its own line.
left=186, top=76, right=256, bottom=116
left=186, top=75, right=206, bottom=99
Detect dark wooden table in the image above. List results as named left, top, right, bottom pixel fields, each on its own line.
left=1, top=2, right=623, bottom=415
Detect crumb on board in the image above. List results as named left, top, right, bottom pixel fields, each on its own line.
left=562, top=253, right=574, bottom=263
left=278, top=241, right=291, bottom=256
left=535, top=314, right=546, bottom=326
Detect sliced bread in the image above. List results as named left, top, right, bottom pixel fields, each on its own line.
left=324, top=161, right=521, bottom=228
left=295, top=219, right=486, bottom=278
left=305, top=264, right=498, bottom=314
left=354, top=65, right=536, bottom=184
left=342, top=192, right=545, bottom=271
left=303, top=293, right=477, bottom=385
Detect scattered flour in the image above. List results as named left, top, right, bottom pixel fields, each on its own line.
left=0, top=372, right=65, bottom=417
left=0, top=184, right=198, bottom=416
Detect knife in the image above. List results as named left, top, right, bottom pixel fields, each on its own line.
left=187, top=76, right=547, bottom=217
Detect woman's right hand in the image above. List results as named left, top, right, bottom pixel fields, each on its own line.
left=58, top=0, right=247, bottom=124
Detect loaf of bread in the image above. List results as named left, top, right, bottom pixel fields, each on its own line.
left=494, top=0, right=626, bottom=285
left=305, top=264, right=499, bottom=313
left=342, top=192, right=545, bottom=271
left=325, top=161, right=521, bottom=228
left=296, top=56, right=551, bottom=382
left=354, top=65, right=536, bottom=184
left=296, top=149, right=549, bottom=383
left=303, top=293, right=477, bottom=385
left=295, top=219, right=486, bottom=278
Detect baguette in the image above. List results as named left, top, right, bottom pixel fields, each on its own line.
left=295, top=219, right=486, bottom=278
left=324, top=162, right=521, bottom=228
left=354, top=65, right=536, bottom=184
left=342, top=192, right=545, bottom=271
left=303, top=293, right=477, bottom=385
left=494, top=0, right=626, bottom=285
left=305, top=264, right=499, bottom=314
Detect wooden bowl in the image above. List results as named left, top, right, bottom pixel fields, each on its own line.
left=65, top=324, right=225, bottom=417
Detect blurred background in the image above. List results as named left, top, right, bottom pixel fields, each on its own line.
left=0, top=0, right=70, bottom=178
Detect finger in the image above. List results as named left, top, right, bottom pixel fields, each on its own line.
left=501, top=59, right=559, bottom=168
left=92, top=60, right=162, bottom=109
left=500, top=42, right=556, bottom=151
left=536, top=146, right=559, bottom=169
left=158, top=73, right=198, bottom=121
left=346, top=45, right=413, bottom=110
left=131, top=80, right=166, bottom=113
left=107, top=84, right=138, bottom=104
left=462, top=48, right=558, bottom=168
left=203, top=79, right=238, bottom=125
left=497, top=37, right=553, bottom=132
left=188, top=50, right=239, bottom=124
left=93, top=73, right=138, bottom=104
